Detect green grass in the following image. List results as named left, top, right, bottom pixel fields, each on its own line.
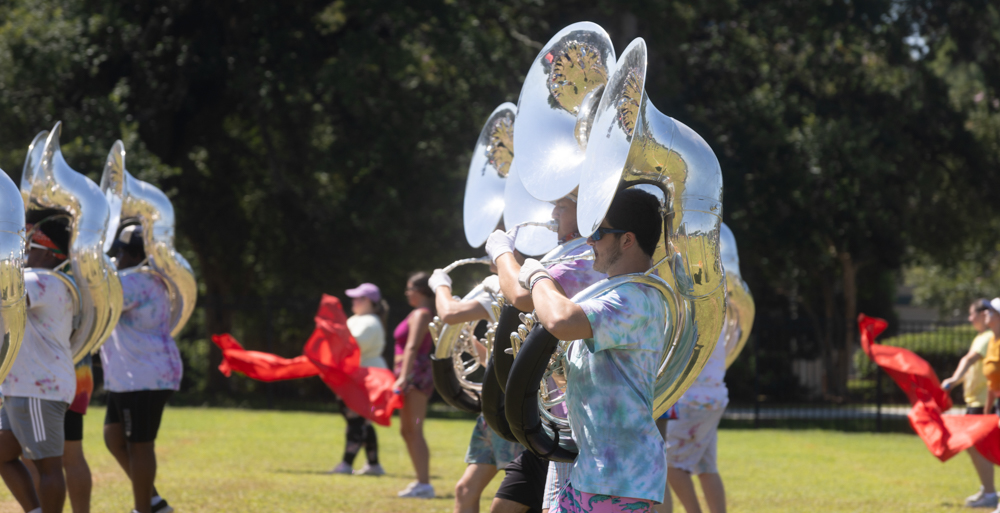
left=0, top=407, right=988, bottom=512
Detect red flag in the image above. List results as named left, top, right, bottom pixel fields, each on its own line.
left=211, top=294, right=402, bottom=426
left=859, top=313, right=1000, bottom=464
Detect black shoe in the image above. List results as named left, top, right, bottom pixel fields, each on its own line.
left=151, top=499, right=174, bottom=513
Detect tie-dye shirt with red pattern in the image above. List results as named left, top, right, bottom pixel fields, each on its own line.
left=565, top=281, right=668, bottom=503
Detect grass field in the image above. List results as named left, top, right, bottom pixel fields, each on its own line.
left=0, top=407, right=990, bottom=512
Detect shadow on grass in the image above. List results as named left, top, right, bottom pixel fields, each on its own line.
left=271, top=469, right=447, bottom=480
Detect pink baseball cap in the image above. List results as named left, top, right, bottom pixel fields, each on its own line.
left=346, top=283, right=381, bottom=303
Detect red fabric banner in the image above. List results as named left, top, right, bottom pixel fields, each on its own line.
left=858, top=314, right=1000, bottom=464
left=212, top=294, right=402, bottom=426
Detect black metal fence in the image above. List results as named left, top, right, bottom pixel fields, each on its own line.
left=723, top=318, right=977, bottom=431
left=92, top=291, right=981, bottom=429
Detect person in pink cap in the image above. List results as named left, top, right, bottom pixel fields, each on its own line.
left=328, top=283, right=390, bottom=476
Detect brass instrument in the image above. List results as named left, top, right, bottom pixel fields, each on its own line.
left=505, top=37, right=725, bottom=460
left=0, top=168, right=26, bottom=382
left=21, top=124, right=123, bottom=362
left=513, top=22, right=616, bottom=202
left=101, top=143, right=197, bottom=337
left=720, top=223, right=754, bottom=368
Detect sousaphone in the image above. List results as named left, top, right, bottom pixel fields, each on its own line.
left=100, top=142, right=197, bottom=337
left=21, top=123, right=123, bottom=363
left=0, top=169, right=26, bottom=382
left=505, top=38, right=726, bottom=461
left=720, top=223, right=754, bottom=367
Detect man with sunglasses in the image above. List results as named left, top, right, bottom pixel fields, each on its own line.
left=484, top=191, right=606, bottom=513
left=0, top=217, right=76, bottom=513
left=505, top=188, right=667, bottom=512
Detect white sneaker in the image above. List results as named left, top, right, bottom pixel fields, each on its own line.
left=354, top=463, right=385, bottom=476
left=968, top=492, right=998, bottom=508
left=327, top=461, right=353, bottom=475
left=397, top=481, right=434, bottom=498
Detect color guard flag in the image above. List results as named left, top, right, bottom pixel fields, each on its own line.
left=858, top=314, right=1000, bottom=464
left=213, top=294, right=402, bottom=426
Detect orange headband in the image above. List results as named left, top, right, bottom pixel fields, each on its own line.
left=26, top=223, right=67, bottom=259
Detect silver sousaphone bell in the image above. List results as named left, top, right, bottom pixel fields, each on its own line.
left=100, top=142, right=197, bottom=337
left=720, top=223, right=755, bottom=368
left=514, top=22, right=616, bottom=203
left=0, top=168, right=26, bottom=382
left=21, top=123, right=123, bottom=363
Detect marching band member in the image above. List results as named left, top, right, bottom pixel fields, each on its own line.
left=394, top=272, right=437, bottom=499
left=0, top=219, right=76, bottom=513
left=101, top=225, right=181, bottom=513
left=662, top=327, right=729, bottom=513
left=512, top=188, right=666, bottom=513
left=486, top=192, right=605, bottom=513
left=329, top=282, right=389, bottom=476
left=428, top=269, right=525, bottom=513
left=21, top=355, right=95, bottom=513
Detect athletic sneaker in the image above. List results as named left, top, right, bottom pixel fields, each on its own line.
left=328, top=461, right=354, bottom=475
left=354, top=463, right=385, bottom=476
left=151, top=497, right=174, bottom=513
left=968, top=492, right=998, bottom=508
left=397, top=481, right=434, bottom=498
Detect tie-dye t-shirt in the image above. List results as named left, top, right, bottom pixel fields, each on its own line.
left=100, top=272, right=183, bottom=392
left=2, top=271, right=76, bottom=404
left=547, top=240, right=604, bottom=300
left=69, top=354, right=94, bottom=414
left=565, top=281, right=668, bottom=503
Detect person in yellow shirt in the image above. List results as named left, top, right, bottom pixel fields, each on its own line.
left=943, top=299, right=998, bottom=508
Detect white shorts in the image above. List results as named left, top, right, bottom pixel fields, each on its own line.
left=666, top=402, right=726, bottom=475
left=543, top=461, right=572, bottom=510
left=0, top=397, right=68, bottom=460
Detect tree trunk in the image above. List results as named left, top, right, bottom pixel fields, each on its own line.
left=820, top=276, right=839, bottom=399
left=838, top=250, right=858, bottom=400
left=198, top=251, right=235, bottom=395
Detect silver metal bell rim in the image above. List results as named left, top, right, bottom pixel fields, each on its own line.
left=514, top=22, right=616, bottom=202
left=464, top=103, right=517, bottom=248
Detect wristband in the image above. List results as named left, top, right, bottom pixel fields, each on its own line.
left=528, top=274, right=553, bottom=293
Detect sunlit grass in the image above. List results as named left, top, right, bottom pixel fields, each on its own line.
left=0, top=407, right=986, bottom=512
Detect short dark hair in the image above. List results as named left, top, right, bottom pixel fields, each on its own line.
left=973, top=298, right=992, bottom=312
left=604, top=188, right=662, bottom=257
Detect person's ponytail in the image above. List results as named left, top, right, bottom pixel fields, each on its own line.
left=375, top=299, right=391, bottom=335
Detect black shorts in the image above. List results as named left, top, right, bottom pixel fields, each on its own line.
left=968, top=406, right=986, bottom=415
left=495, top=449, right=545, bottom=512
left=104, top=390, right=173, bottom=443
left=65, top=410, right=84, bottom=442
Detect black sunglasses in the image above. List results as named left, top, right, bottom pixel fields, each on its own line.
left=588, top=227, right=627, bottom=242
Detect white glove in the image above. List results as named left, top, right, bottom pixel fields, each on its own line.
left=428, top=269, right=452, bottom=292
left=486, top=229, right=516, bottom=263
left=518, top=258, right=551, bottom=292
left=481, top=274, right=501, bottom=295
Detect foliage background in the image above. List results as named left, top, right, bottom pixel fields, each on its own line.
left=0, top=0, right=997, bottom=403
